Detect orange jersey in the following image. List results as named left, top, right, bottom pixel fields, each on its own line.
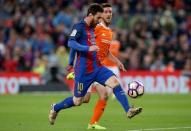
left=95, top=23, right=113, bottom=62
left=102, top=40, right=120, bottom=67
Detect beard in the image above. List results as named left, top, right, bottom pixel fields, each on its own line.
left=90, top=20, right=98, bottom=27
left=103, top=18, right=111, bottom=26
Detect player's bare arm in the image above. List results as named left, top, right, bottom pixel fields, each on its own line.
left=107, top=51, right=126, bottom=71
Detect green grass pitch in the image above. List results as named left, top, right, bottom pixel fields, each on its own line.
left=0, top=93, right=191, bottom=131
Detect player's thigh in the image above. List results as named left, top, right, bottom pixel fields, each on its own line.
left=83, top=82, right=102, bottom=102
left=96, top=67, right=119, bottom=88
left=107, top=66, right=122, bottom=82
left=83, top=81, right=96, bottom=103
left=94, top=82, right=108, bottom=100
left=105, top=86, right=113, bottom=96
left=105, top=75, right=120, bottom=88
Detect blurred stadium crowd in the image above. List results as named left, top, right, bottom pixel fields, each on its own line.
left=0, top=0, right=190, bottom=77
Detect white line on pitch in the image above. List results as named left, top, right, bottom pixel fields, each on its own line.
left=127, top=126, right=191, bottom=131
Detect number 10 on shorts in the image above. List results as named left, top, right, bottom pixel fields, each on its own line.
left=77, top=83, right=84, bottom=91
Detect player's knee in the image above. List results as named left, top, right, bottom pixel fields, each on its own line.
left=106, top=76, right=120, bottom=88
left=99, top=91, right=108, bottom=100
left=74, top=100, right=82, bottom=106
left=103, top=95, right=109, bottom=101
left=112, top=79, right=120, bottom=87
left=73, top=97, right=83, bottom=106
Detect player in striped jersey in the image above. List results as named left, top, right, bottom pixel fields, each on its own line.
left=49, top=3, right=142, bottom=127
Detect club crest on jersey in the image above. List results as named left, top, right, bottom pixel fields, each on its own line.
left=70, top=29, right=77, bottom=36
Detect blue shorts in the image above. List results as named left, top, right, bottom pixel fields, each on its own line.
left=74, top=66, right=114, bottom=97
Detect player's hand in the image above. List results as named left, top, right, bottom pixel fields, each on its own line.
left=117, top=61, right=126, bottom=71
left=89, top=45, right=99, bottom=52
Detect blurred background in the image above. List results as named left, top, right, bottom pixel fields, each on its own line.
left=0, top=1, right=191, bottom=130
left=0, top=0, right=190, bottom=93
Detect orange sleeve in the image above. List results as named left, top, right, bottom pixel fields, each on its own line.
left=102, top=40, right=120, bottom=67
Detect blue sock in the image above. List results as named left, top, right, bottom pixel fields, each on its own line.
left=113, top=85, right=130, bottom=112
left=54, top=96, right=74, bottom=112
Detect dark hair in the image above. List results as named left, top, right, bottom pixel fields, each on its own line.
left=87, top=3, right=103, bottom=16
left=102, top=3, right=112, bottom=8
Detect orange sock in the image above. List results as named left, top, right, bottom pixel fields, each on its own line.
left=90, top=99, right=107, bottom=124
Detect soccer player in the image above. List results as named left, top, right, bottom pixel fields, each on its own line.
left=49, top=3, right=142, bottom=126
left=86, top=3, right=125, bottom=129
left=66, top=4, right=129, bottom=130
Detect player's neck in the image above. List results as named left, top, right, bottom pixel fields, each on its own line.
left=100, top=19, right=109, bottom=27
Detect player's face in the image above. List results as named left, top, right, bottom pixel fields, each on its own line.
left=102, top=7, right=112, bottom=25
left=92, top=12, right=102, bottom=27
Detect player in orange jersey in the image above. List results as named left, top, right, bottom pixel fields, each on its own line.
left=102, top=32, right=122, bottom=95
left=84, top=3, right=127, bottom=130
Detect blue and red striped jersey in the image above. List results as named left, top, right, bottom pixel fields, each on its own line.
left=68, top=20, right=101, bottom=79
